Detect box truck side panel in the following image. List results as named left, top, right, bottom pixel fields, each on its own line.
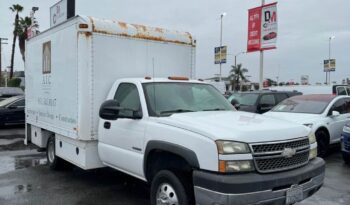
left=88, top=33, right=195, bottom=137
left=26, top=21, right=79, bottom=140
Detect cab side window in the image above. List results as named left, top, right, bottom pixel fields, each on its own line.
left=114, top=83, right=142, bottom=118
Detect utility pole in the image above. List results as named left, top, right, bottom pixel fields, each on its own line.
left=259, top=0, right=265, bottom=90
left=0, top=38, right=9, bottom=86
left=328, top=36, right=335, bottom=85
left=219, top=12, right=226, bottom=82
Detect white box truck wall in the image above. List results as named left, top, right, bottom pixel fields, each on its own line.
left=25, top=16, right=195, bottom=169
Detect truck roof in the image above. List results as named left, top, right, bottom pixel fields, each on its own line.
left=29, top=15, right=195, bottom=46
left=118, top=78, right=206, bottom=84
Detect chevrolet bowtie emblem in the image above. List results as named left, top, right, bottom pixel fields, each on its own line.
left=281, top=148, right=296, bottom=158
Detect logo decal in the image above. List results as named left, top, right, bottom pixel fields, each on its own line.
left=281, top=148, right=296, bottom=158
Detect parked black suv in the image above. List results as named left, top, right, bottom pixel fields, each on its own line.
left=228, top=90, right=302, bottom=114
left=0, top=95, right=25, bottom=127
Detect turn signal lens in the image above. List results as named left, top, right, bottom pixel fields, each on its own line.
left=219, top=160, right=254, bottom=173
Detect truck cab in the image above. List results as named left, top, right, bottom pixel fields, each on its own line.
left=93, top=77, right=325, bottom=205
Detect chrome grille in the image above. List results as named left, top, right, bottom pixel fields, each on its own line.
left=251, top=137, right=310, bottom=173
left=252, top=138, right=309, bottom=153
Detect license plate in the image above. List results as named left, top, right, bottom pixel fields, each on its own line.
left=286, top=185, right=303, bottom=204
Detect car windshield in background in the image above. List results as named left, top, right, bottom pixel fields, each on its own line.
left=0, top=96, right=21, bottom=107
left=272, top=98, right=329, bottom=114
left=143, top=82, right=234, bottom=117
left=228, top=93, right=259, bottom=106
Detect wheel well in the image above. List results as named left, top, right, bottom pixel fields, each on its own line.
left=316, top=127, right=330, bottom=143
left=145, top=150, right=192, bottom=182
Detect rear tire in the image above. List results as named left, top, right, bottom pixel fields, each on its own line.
left=46, top=136, right=63, bottom=170
left=316, top=129, right=329, bottom=158
left=151, top=170, right=190, bottom=205
left=343, top=153, right=350, bottom=164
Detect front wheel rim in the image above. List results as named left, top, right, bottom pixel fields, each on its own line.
left=48, top=140, right=55, bottom=163
left=156, top=183, right=178, bottom=205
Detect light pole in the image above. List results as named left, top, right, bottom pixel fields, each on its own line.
left=328, top=36, right=335, bottom=85
left=234, top=51, right=246, bottom=68
left=259, top=0, right=265, bottom=90
left=219, top=12, right=226, bottom=82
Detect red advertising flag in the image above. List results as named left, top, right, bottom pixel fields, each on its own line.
left=247, top=6, right=262, bottom=52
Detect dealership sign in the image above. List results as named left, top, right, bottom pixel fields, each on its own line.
left=50, top=0, right=75, bottom=27
left=247, top=2, right=278, bottom=52
left=324, top=59, right=336, bottom=72
left=214, top=46, right=227, bottom=64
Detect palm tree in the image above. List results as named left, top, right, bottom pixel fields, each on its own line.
left=9, top=4, right=24, bottom=79
left=18, top=16, right=32, bottom=62
left=229, top=64, right=248, bottom=91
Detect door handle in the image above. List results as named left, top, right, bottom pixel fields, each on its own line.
left=104, top=121, right=111, bottom=129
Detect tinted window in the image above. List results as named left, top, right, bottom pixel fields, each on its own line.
left=11, top=99, right=25, bottom=107
left=331, top=98, right=350, bottom=114
left=272, top=98, right=329, bottom=114
left=337, top=87, right=347, bottom=95
left=260, top=94, right=275, bottom=106
left=275, top=93, right=288, bottom=103
left=114, top=83, right=141, bottom=117
left=228, top=93, right=259, bottom=106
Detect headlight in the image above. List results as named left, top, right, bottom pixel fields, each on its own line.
left=308, top=133, right=316, bottom=144
left=309, top=147, right=317, bottom=159
left=303, top=123, right=313, bottom=128
left=343, top=125, right=350, bottom=133
left=219, top=160, right=255, bottom=173
left=216, top=141, right=250, bottom=154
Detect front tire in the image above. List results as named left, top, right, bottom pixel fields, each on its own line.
left=316, top=129, right=329, bottom=158
left=343, top=153, right=350, bottom=164
left=151, top=170, right=190, bottom=205
left=46, top=136, right=63, bottom=170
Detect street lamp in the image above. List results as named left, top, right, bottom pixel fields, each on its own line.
left=234, top=51, right=246, bottom=68
left=219, top=12, right=226, bottom=82
left=328, top=36, right=335, bottom=85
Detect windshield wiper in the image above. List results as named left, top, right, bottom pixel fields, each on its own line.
left=202, top=108, right=226, bottom=111
left=160, top=109, right=195, bottom=115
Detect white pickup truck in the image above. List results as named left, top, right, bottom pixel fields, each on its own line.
left=25, top=16, right=325, bottom=205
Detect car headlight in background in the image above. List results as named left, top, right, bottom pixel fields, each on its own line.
left=308, top=132, right=316, bottom=144
left=219, top=160, right=254, bottom=173
left=303, top=123, right=313, bottom=128
left=216, top=141, right=250, bottom=154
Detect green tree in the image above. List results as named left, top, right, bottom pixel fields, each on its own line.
left=9, top=4, right=24, bottom=79
left=18, top=16, right=32, bottom=62
left=229, top=64, right=248, bottom=91
left=8, top=78, right=22, bottom=87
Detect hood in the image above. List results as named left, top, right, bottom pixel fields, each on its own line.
left=263, top=111, right=321, bottom=125
left=155, top=111, right=310, bottom=143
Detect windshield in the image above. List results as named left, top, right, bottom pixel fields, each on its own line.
left=143, top=82, right=234, bottom=117
left=271, top=98, right=329, bottom=114
left=0, top=96, right=22, bottom=107
left=227, top=93, right=259, bottom=106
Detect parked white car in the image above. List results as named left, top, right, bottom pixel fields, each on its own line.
left=264, top=94, right=350, bottom=157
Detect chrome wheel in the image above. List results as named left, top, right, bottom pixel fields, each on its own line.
left=48, top=140, right=55, bottom=163
left=156, top=183, right=178, bottom=205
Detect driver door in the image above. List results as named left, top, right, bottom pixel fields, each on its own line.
left=99, top=83, right=146, bottom=177
left=327, top=98, right=350, bottom=143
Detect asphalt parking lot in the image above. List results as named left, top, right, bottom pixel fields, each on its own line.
left=0, top=127, right=349, bottom=205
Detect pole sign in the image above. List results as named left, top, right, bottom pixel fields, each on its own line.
left=324, top=59, right=336, bottom=72
left=247, top=2, right=278, bottom=52
left=214, top=46, right=227, bottom=64
left=50, top=0, right=75, bottom=27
